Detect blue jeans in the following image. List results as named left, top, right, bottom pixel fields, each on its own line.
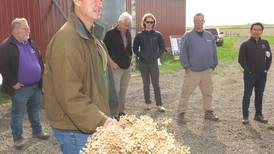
left=242, top=72, right=267, bottom=117
left=53, top=129, right=91, bottom=154
left=10, top=84, right=42, bottom=141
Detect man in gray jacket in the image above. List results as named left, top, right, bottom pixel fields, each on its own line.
left=178, top=13, right=219, bottom=123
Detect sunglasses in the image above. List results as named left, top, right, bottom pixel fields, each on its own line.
left=145, top=21, right=154, bottom=24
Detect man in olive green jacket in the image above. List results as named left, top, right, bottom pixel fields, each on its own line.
left=43, top=1, right=117, bottom=153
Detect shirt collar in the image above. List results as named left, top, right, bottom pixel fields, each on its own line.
left=250, top=37, right=261, bottom=42
left=193, top=29, right=204, bottom=36
left=9, top=35, right=29, bottom=45
left=73, top=14, right=94, bottom=40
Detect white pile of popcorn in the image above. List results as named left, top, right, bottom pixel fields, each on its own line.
left=80, top=115, right=190, bottom=154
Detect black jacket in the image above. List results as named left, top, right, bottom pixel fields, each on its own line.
left=0, top=36, right=43, bottom=94
left=133, top=30, right=165, bottom=64
left=238, top=37, right=272, bottom=73
left=103, top=27, right=132, bottom=69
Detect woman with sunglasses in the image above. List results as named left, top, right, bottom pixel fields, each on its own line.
left=133, top=13, right=166, bottom=112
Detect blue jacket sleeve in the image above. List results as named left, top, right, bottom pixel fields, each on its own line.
left=180, top=34, right=190, bottom=69
left=265, top=40, right=272, bottom=71
left=158, top=33, right=165, bottom=55
left=238, top=42, right=248, bottom=71
left=133, top=34, right=140, bottom=57
left=212, top=38, right=218, bottom=68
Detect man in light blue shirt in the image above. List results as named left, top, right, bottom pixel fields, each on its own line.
left=178, top=13, right=219, bottom=123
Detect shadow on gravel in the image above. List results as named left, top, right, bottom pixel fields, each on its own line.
left=176, top=121, right=227, bottom=154
left=0, top=118, right=9, bottom=132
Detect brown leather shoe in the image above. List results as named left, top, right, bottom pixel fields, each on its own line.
left=14, top=138, right=28, bottom=150
left=205, top=110, right=219, bottom=121
left=33, top=132, right=50, bottom=140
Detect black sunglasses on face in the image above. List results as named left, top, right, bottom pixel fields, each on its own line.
left=145, top=21, right=154, bottom=24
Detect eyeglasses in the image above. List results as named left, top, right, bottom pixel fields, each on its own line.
left=252, top=29, right=262, bottom=32
left=145, top=21, right=154, bottom=24
left=20, top=27, right=30, bottom=31
left=194, top=19, right=205, bottom=23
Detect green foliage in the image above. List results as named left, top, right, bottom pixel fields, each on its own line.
left=160, top=50, right=175, bottom=62
left=159, top=51, right=182, bottom=73
left=159, top=59, right=182, bottom=73
left=0, top=92, right=10, bottom=105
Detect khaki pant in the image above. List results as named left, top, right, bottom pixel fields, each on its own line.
left=178, top=69, right=214, bottom=113
left=113, top=67, right=131, bottom=114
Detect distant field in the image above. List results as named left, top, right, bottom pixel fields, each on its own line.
left=187, top=25, right=274, bottom=37
left=220, top=27, right=274, bottom=37
left=217, top=24, right=274, bottom=29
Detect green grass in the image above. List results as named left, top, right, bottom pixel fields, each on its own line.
left=264, top=36, right=274, bottom=45
left=159, top=58, right=181, bottom=73
left=0, top=92, right=10, bottom=105
left=217, top=37, right=238, bottom=64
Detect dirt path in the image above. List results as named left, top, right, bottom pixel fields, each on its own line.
left=1, top=46, right=274, bottom=154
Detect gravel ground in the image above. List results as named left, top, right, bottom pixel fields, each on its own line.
left=1, top=47, right=274, bottom=154
left=126, top=63, right=274, bottom=154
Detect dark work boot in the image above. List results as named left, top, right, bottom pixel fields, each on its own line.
left=254, top=115, right=268, bottom=123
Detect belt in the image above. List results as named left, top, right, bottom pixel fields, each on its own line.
left=24, top=83, right=39, bottom=87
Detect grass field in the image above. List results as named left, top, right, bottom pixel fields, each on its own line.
left=206, top=24, right=274, bottom=29
left=265, top=36, right=274, bottom=44
left=217, top=37, right=238, bottom=63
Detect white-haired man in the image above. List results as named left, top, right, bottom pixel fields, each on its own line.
left=103, top=12, right=133, bottom=119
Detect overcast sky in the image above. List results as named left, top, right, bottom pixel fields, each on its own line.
left=186, top=0, right=274, bottom=26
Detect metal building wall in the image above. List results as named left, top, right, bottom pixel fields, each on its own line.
left=127, top=0, right=186, bottom=47
left=0, top=0, right=127, bottom=56
left=0, top=0, right=71, bottom=58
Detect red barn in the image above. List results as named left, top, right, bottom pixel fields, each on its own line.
left=0, top=0, right=71, bottom=58
left=0, top=0, right=186, bottom=56
left=126, top=0, right=186, bottom=47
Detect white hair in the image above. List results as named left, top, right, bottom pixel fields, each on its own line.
left=118, top=12, right=132, bottom=23
left=11, top=18, right=28, bottom=29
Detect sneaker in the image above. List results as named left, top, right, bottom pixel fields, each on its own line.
left=14, top=138, right=27, bottom=150
left=204, top=110, right=219, bottom=121
left=157, top=106, right=166, bottom=112
left=146, top=104, right=152, bottom=110
left=242, top=116, right=249, bottom=125
left=254, top=115, right=268, bottom=123
left=33, top=132, right=50, bottom=140
left=177, top=112, right=186, bottom=124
